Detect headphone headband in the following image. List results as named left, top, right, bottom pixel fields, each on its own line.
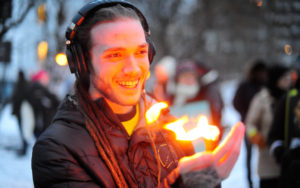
left=66, top=0, right=150, bottom=41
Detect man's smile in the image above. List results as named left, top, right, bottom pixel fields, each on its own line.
left=117, top=79, right=139, bottom=88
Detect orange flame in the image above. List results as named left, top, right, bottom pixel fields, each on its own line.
left=146, top=102, right=220, bottom=141
left=165, top=115, right=220, bottom=141
left=145, top=102, right=168, bottom=124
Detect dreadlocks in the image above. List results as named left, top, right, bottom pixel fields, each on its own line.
left=75, top=81, right=129, bottom=187
left=75, top=80, right=163, bottom=187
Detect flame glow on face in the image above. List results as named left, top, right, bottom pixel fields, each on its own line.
left=145, top=102, right=220, bottom=141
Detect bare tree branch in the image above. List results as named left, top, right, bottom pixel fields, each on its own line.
left=0, top=0, right=35, bottom=41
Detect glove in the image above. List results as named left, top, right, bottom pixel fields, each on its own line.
left=249, top=132, right=266, bottom=149
left=178, top=122, right=245, bottom=188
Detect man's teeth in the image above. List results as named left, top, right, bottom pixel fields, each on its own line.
left=118, top=80, right=138, bottom=87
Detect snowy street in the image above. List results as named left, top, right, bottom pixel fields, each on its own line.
left=0, top=79, right=259, bottom=188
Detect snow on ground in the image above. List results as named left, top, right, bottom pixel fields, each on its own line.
left=220, top=79, right=260, bottom=188
left=0, top=104, right=34, bottom=188
left=0, top=79, right=259, bottom=188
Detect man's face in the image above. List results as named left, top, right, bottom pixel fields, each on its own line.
left=177, top=71, right=198, bottom=85
left=89, top=18, right=150, bottom=107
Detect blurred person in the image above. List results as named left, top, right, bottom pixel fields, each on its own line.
left=28, top=70, right=60, bottom=138
left=31, top=1, right=245, bottom=187
left=233, top=59, right=267, bottom=188
left=170, top=60, right=223, bottom=128
left=9, top=69, right=60, bottom=156
left=245, top=64, right=292, bottom=188
left=169, top=60, right=224, bottom=153
left=10, top=70, right=32, bottom=156
left=151, top=56, right=176, bottom=101
left=268, top=64, right=300, bottom=188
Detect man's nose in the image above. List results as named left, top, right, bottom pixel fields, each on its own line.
left=123, top=55, right=140, bottom=75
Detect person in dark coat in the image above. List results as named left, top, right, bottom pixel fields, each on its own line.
left=268, top=71, right=300, bottom=188
left=245, top=64, right=292, bottom=188
left=233, top=60, right=267, bottom=188
left=31, top=1, right=245, bottom=187
left=11, top=70, right=29, bottom=156
left=28, top=70, right=60, bottom=138
left=10, top=70, right=59, bottom=156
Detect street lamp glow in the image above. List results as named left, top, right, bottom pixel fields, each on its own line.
left=55, top=53, right=68, bottom=66
left=37, top=41, right=48, bottom=61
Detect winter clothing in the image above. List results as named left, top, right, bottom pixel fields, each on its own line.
left=233, top=80, right=264, bottom=122
left=11, top=71, right=29, bottom=155
left=245, top=64, right=290, bottom=188
left=10, top=71, right=59, bottom=156
left=233, top=80, right=263, bottom=188
left=268, top=89, right=300, bottom=154
left=26, top=82, right=60, bottom=137
left=268, top=89, right=300, bottom=188
left=245, top=88, right=280, bottom=178
left=233, top=61, right=267, bottom=188
left=32, top=95, right=195, bottom=188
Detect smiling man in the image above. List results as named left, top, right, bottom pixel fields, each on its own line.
left=31, top=1, right=245, bottom=188
left=89, top=18, right=149, bottom=111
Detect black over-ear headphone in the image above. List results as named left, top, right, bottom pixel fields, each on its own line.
left=65, top=0, right=156, bottom=78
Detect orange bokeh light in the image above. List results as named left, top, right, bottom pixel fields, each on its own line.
left=37, top=41, right=48, bottom=62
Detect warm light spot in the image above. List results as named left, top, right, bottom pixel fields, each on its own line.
left=256, top=0, right=263, bottom=7
left=164, top=115, right=220, bottom=141
left=145, top=103, right=220, bottom=146
left=55, top=53, right=68, bottom=66
left=284, top=44, right=292, bottom=55
left=145, top=102, right=168, bottom=124
left=37, top=41, right=48, bottom=62
left=165, top=116, right=189, bottom=140
left=291, top=70, right=298, bottom=85
left=37, top=4, right=46, bottom=23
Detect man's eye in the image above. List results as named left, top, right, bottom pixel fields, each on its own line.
left=105, top=52, right=122, bottom=59
left=136, top=49, right=148, bottom=56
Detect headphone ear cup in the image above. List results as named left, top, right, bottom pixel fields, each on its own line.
left=146, top=36, right=156, bottom=64
left=66, top=44, right=76, bottom=74
left=74, top=43, right=88, bottom=75
left=66, top=42, right=88, bottom=77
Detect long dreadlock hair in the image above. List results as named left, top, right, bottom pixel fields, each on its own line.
left=73, top=4, right=161, bottom=187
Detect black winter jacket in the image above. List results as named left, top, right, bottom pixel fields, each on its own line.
left=31, top=95, right=193, bottom=188
left=267, top=89, right=300, bottom=188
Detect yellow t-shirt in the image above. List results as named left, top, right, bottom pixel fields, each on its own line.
left=120, top=104, right=139, bottom=136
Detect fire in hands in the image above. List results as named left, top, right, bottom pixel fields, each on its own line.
left=145, top=102, right=220, bottom=152
left=145, top=102, right=245, bottom=182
